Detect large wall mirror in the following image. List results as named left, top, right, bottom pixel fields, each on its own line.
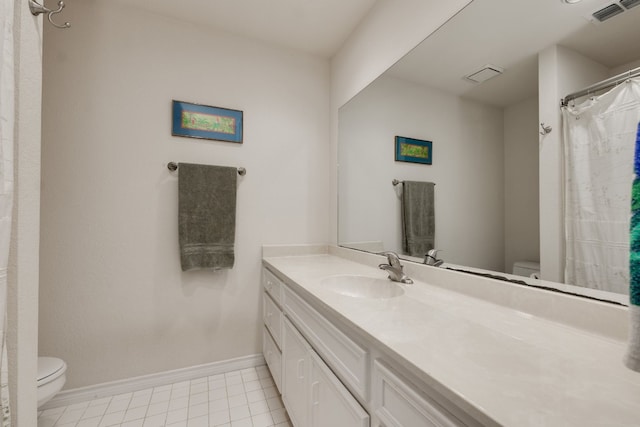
left=338, top=0, right=640, bottom=304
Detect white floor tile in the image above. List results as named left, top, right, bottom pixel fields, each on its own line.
left=106, top=398, right=130, bottom=413
left=123, top=405, right=148, bottom=422
left=190, top=382, right=208, bottom=395
left=166, top=407, right=188, bottom=425
left=76, top=416, right=102, bottom=427
left=209, top=398, right=229, bottom=412
left=171, top=387, right=190, bottom=399
left=249, top=400, right=270, bottom=416
left=271, top=407, right=289, bottom=424
left=263, top=386, right=278, bottom=399
left=210, top=387, right=228, bottom=401
left=150, top=389, right=171, bottom=404
left=246, top=389, right=266, bottom=403
left=244, top=380, right=262, bottom=392
left=189, top=391, right=208, bottom=406
left=266, top=396, right=284, bottom=411
left=252, top=412, right=274, bottom=427
left=228, top=394, right=248, bottom=408
left=209, top=378, right=226, bottom=390
left=99, top=410, right=125, bottom=427
left=210, top=409, right=231, bottom=426
left=230, top=418, right=252, bottom=427
left=229, top=404, right=250, bottom=422
left=187, top=415, right=209, bottom=427
left=226, top=383, right=245, bottom=397
left=168, top=396, right=189, bottom=411
left=38, top=365, right=287, bottom=427
left=82, top=403, right=108, bottom=419
left=56, top=408, right=86, bottom=425
left=188, top=402, right=208, bottom=419
left=142, top=413, right=166, bottom=427
left=147, top=400, right=169, bottom=417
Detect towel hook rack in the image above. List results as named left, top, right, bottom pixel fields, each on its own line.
left=29, top=0, right=71, bottom=29
left=167, top=162, right=246, bottom=176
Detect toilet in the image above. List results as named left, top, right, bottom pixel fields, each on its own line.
left=512, top=261, right=540, bottom=279
left=37, top=357, right=67, bottom=408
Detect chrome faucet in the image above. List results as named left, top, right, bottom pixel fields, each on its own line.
left=423, top=249, right=443, bottom=267
left=379, top=251, right=413, bottom=284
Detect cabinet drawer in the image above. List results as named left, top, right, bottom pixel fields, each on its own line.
left=309, top=351, right=370, bottom=427
left=263, top=292, right=282, bottom=348
left=283, top=286, right=368, bottom=400
left=263, top=268, right=283, bottom=306
left=373, top=360, right=464, bottom=427
left=263, top=327, right=282, bottom=393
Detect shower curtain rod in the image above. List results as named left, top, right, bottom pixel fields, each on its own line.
left=561, top=65, right=640, bottom=107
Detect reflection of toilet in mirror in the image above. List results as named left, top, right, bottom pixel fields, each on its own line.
left=512, top=261, right=540, bottom=279
left=37, top=357, right=67, bottom=408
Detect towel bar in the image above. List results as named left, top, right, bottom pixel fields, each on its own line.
left=167, top=162, right=246, bottom=176
left=393, top=179, right=436, bottom=186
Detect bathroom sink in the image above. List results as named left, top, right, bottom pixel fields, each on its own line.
left=320, top=275, right=405, bottom=299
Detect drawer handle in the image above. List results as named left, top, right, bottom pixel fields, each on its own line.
left=311, top=381, right=320, bottom=406
left=297, top=359, right=305, bottom=380
left=266, top=281, right=273, bottom=291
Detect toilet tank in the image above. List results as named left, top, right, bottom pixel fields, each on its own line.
left=512, top=261, right=540, bottom=278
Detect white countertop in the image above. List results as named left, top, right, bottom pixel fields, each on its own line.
left=263, top=252, right=640, bottom=427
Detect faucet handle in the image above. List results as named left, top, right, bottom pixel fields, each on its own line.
left=424, top=249, right=443, bottom=266
left=379, top=251, right=402, bottom=268
left=426, top=249, right=441, bottom=257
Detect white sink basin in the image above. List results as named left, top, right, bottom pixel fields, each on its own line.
left=320, top=275, right=405, bottom=299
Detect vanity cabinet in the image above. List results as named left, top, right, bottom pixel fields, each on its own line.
left=262, top=265, right=469, bottom=427
left=262, top=269, right=283, bottom=392
left=283, top=317, right=370, bottom=427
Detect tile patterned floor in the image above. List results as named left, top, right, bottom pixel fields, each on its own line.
left=37, top=365, right=291, bottom=427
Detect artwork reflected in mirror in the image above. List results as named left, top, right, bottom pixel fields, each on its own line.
left=337, top=0, right=640, bottom=304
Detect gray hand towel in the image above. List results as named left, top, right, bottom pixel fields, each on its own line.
left=178, top=163, right=237, bottom=271
left=401, top=181, right=435, bottom=257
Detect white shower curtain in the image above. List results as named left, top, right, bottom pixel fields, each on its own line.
left=0, top=0, right=13, bottom=424
left=563, top=78, right=640, bottom=294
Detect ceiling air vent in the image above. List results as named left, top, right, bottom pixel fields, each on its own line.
left=592, top=3, right=625, bottom=21
left=464, top=65, right=504, bottom=84
left=621, top=0, right=640, bottom=9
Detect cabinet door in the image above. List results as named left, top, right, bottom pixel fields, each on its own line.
left=282, top=318, right=310, bottom=427
left=309, top=351, right=369, bottom=427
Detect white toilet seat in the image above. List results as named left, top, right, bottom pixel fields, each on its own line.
left=37, top=357, right=66, bottom=385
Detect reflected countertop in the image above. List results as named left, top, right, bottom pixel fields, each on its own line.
left=263, top=250, right=640, bottom=427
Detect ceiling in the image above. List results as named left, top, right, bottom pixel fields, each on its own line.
left=112, top=0, right=377, bottom=58
left=385, top=0, right=640, bottom=107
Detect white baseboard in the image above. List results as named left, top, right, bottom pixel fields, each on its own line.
left=41, top=354, right=265, bottom=410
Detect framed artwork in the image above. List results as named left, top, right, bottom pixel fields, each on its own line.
left=395, top=136, right=432, bottom=165
left=172, top=100, right=243, bottom=143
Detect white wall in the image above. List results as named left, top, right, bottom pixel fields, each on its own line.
left=339, top=75, right=505, bottom=271
left=7, top=1, right=42, bottom=425
left=538, top=45, right=609, bottom=282
left=504, top=97, right=539, bottom=272
left=40, top=2, right=330, bottom=388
